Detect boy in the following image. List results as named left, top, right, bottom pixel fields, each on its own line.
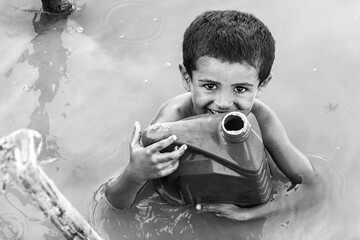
left=105, top=10, right=317, bottom=220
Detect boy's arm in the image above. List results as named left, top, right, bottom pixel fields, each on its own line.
left=250, top=99, right=316, bottom=184
left=105, top=121, right=187, bottom=210
left=105, top=94, right=191, bottom=210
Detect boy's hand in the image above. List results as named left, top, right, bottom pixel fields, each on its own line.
left=128, top=121, right=187, bottom=184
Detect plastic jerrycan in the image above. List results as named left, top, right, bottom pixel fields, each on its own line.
left=142, top=111, right=272, bottom=206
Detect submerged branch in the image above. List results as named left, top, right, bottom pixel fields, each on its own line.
left=0, top=129, right=103, bottom=240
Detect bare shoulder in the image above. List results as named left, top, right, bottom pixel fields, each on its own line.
left=151, top=93, right=193, bottom=124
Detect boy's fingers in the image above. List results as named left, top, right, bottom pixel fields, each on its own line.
left=157, top=158, right=178, bottom=170
left=158, top=159, right=179, bottom=176
left=147, top=135, right=177, bottom=154
left=131, top=121, right=142, bottom=147
left=154, top=144, right=187, bottom=163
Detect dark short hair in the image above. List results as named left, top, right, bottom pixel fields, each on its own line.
left=183, top=10, right=275, bottom=84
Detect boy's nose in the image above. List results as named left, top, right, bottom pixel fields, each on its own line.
left=214, top=93, right=233, bottom=110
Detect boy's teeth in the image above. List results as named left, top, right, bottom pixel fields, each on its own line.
left=209, top=110, right=219, bottom=114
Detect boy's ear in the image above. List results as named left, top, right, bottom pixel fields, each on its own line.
left=255, top=72, right=272, bottom=98
left=179, top=63, right=191, bottom=92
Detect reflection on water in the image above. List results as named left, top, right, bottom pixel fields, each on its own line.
left=89, top=157, right=335, bottom=240
left=6, top=11, right=69, bottom=161
left=90, top=180, right=268, bottom=240
left=90, top=151, right=358, bottom=240
left=24, top=12, right=68, bottom=161
left=88, top=150, right=359, bottom=240
left=92, top=196, right=195, bottom=239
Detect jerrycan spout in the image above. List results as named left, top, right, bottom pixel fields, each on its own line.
left=221, top=111, right=251, bottom=143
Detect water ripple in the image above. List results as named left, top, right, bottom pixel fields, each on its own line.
left=307, top=153, right=354, bottom=197
left=0, top=213, right=29, bottom=240
left=100, top=0, right=165, bottom=45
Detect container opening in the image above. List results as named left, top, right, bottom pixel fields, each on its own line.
left=224, top=115, right=244, bottom=132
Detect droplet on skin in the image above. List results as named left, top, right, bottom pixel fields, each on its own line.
left=75, top=27, right=84, bottom=33
left=22, top=86, right=30, bottom=92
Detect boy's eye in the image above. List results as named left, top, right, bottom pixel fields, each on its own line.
left=234, top=86, right=246, bottom=93
left=204, top=84, right=217, bottom=90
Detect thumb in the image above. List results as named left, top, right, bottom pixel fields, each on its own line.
left=131, top=121, right=142, bottom=147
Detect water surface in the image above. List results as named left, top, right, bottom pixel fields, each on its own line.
left=1, top=0, right=360, bottom=239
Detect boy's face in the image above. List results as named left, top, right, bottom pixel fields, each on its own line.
left=180, top=56, right=270, bottom=116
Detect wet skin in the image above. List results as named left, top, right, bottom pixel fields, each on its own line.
left=106, top=56, right=317, bottom=220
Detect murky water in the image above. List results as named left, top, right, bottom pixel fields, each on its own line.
left=1, top=0, right=360, bottom=239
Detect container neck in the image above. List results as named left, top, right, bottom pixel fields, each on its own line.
left=220, top=111, right=251, bottom=142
